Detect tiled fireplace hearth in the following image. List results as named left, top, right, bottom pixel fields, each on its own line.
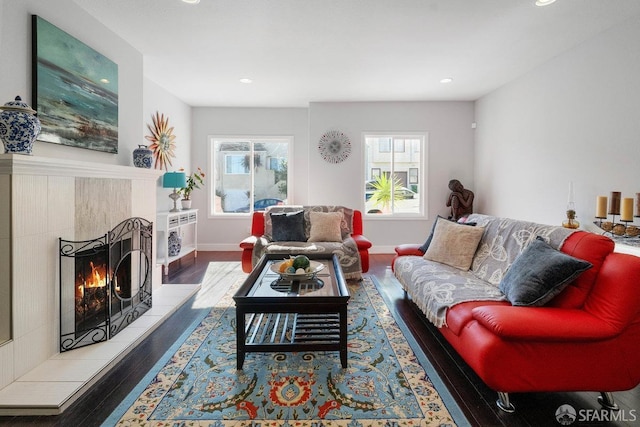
left=0, top=155, right=199, bottom=415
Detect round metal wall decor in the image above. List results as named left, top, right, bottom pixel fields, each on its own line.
left=318, top=130, right=351, bottom=164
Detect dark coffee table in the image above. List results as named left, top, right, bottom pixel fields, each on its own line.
left=233, top=253, right=350, bottom=369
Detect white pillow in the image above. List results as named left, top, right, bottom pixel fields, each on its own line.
left=424, top=219, right=484, bottom=270
left=308, top=211, right=343, bottom=242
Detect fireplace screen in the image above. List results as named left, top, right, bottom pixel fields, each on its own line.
left=59, top=217, right=153, bottom=352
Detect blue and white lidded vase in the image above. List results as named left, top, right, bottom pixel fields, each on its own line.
left=168, top=231, right=182, bottom=257
left=133, top=144, right=153, bottom=168
left=0, top=96, right=42, bottom=154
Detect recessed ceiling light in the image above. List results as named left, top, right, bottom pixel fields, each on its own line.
left=440, top=77, right=453, bottom=84
left=535, top=0, right=556, bottom=6
left=239, top=78, right=253, bottom=84
left=182, top=0, right=200, bottom=4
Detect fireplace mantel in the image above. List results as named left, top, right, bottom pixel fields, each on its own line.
left=0, top=154, right=164, bottom=180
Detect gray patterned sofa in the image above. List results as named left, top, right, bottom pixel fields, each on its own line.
left=392, top=213, right=640, bottom=413
left=240, top=205, right=371, bottom=280
left=393, top=214, right=576, bottom=327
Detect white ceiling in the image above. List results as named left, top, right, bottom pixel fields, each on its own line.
left=72, top=0, right=640, bottom=107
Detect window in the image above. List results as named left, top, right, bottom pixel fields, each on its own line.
left=225, top=155, right=249, bottom=174
left=409, top=168, right=418, bottom=184
left=378, top=138, right=406, bottom=153
left=268, top=157, right=286, bottom=171
left=209, top=136, right=291, bottom=214
left=364, top=133, right=426, bottom=216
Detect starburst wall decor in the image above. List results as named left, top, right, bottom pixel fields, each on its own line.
left=145, top=111, right=176, bottom=171
left=318, top=130, right=351, bottom=164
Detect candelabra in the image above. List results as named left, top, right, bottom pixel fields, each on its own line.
left=594, top=192, right=640, bottom=238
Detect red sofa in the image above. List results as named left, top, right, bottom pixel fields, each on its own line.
left=393, top=215, right=640, bottom=412
left=240, top=207, right=371, bottom=276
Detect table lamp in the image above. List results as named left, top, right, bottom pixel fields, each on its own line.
left=163, top=171, right=187, bottom=212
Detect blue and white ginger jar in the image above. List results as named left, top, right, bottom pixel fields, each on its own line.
left=133, top=144, right=153, bottom=168
left=168, top=231, right=182, bottom=257
left=0, top=96, right=42, bottom=155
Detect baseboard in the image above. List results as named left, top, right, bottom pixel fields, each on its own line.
left=369, top=245, right=396, bottom=254
left=198, top=243, right=242, bottom=251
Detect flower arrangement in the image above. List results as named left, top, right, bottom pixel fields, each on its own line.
left=178, top=167, right=205, bottom=200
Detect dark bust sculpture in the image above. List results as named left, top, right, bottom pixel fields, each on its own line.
left=446, top=179, right=474, bottom=221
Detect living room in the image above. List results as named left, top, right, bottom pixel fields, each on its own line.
left=1, top=0, right=640, bottom=425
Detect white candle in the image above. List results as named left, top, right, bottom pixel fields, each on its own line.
left=596, top=196, right=607, bottom=218
left=621, top=197, right=634, bottom=221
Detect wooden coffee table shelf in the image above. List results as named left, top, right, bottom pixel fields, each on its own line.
left=233, top=254, right=349, bottom=369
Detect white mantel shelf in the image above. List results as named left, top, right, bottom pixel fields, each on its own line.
left=0, top=154, right=164, bottom=179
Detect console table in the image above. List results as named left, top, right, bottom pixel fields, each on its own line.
left=157, top=209, right=198, bottom=275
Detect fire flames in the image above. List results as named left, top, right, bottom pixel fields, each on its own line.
left=77, top=261, right=107, bottom=299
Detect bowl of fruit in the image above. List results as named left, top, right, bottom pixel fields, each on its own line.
left=271, top=255, right=325, bottom=280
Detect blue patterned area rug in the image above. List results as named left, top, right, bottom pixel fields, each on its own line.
left=103, top=276, right=469, bottom=427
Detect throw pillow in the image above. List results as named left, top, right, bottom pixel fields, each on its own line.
left=264, top=206, right=303, bottom=240
left=499, top=236, right=592, bottom=306
left=423, top=219, right=485, bottom=270
left=308, top=211, right=343, bottom=242
left=419, top=216, right=477, bottom=253
left=271, top=210, right=306, bottom=242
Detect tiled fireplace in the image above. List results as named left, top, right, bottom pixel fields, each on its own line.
left=0, top=155, right=162, bottom=391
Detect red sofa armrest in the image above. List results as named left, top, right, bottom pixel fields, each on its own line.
left=250, top=211, right=265, bottom=236
left=352, top=234, right=372, bottom=250
left=395, top=244, right=423, bottom=256
left=391, top=244, right=424, bottom=272
left=472, top=306, right=619, bottom=341
left=239, top=235, right=257, bottom=249
left=352, top=210, right=364, bottom=235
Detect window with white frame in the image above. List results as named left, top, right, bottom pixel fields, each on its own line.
left=364, top=133, right=427, bottom=216
left=209, top=136, right=291, bottom=214
left=225, top=154, right=249, bottom=174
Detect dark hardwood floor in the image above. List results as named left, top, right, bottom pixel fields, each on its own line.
left=1, top=252, right=638, bottom=426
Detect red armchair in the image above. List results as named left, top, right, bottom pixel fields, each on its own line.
left=240, top=208, right=371, bottom=274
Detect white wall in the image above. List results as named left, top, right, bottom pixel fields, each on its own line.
left=309, top=101, right=475, bottom=251
left=0, top=0, right=143, bottom=166
left=144, top=78, right=192, bottom=212
left=191, top=107, right=309, bottom=250
left=191, top=102, right=475, bottom=252
left=474, top=15, right=640, bottom=227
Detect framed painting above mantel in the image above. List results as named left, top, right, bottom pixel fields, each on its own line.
left=31, top=15, right=119, bottom=154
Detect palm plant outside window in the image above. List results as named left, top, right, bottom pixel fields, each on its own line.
left=364, top=134, right=426, bottom=216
